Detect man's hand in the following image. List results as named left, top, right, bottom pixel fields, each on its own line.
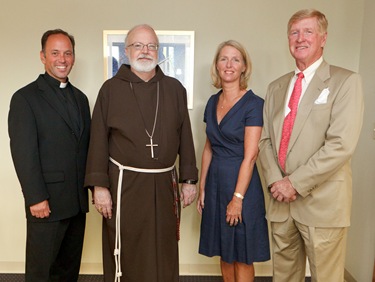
left=30, top=200, right=51, bottom=218
left=93, top=186, right=113, bottom=219
left=270, top=177, right=298, bottom=202
left=181, top=183, right=197, bottom=208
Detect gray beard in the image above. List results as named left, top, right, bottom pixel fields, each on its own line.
left=130, top=59, right=157, bottom=73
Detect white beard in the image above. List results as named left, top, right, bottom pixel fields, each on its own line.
left=130, top=55, right=157, bottom=72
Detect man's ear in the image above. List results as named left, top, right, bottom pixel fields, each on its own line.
left=40, top=51, right=46, bottom=64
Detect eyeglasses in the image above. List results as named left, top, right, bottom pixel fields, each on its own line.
left=127, top=42, right=159, bottom=51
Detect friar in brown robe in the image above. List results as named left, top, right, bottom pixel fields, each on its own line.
left=85, top=24, right=198, bottom=282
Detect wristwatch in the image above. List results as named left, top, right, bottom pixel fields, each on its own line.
left=182, top=179, right=198, bottom=185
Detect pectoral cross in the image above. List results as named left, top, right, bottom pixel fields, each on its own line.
left=146, top=138, right=158, bottom=159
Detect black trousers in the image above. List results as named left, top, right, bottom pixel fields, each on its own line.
left=25, top=213, right=86, bottom=282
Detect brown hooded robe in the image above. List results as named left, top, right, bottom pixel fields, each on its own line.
left=85, top=65, right=198, bottom=282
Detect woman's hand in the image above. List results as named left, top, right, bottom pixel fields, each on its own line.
left=226, top=197, right=243, bottom=226
left=197, top=189, right=205, bottom=214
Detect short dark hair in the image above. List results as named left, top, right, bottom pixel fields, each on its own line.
left=41, top=29, right=75, bottom=54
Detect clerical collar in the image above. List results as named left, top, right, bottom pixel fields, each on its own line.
left=44, top=72, right=69, bottom=89
left=60, top=82, right=68, bottom=88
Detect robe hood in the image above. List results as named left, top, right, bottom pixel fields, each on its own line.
left=114, top=64, right=165, bottom=84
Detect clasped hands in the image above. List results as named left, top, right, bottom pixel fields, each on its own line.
left=269, top=176, right=297, bottom=202
left=93, top=184, right=197, bottom=218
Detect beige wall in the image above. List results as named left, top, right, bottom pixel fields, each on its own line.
left=346, top=0, right=375, bottom=281
left=0, top=0, right=373, bottom=279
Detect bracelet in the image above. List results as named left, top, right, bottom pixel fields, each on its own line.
left=233, top=192, right=244, bottom=200
left=182, top=179, right=197, bottom=185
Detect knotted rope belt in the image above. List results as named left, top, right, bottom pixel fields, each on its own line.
left=109, top=157, right=175, bottom=282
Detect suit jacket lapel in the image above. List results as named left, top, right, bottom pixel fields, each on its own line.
left=37, top=76, right=77, bottom=138
left=289, top=61, right=331, bottom=148
left=71, top=87, right=85, bottom=138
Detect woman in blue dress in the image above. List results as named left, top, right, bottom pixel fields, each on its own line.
left=197, top=40, right=270, bottom=281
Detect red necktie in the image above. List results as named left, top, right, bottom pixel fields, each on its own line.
left=278, top=72, right=304, bottom=171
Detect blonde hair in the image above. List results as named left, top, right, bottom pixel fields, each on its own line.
left=211, top=40, right=252, bottom=90
left=288, top=9, right=328, bottom=35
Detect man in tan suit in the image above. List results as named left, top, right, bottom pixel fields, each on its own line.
left=258, top=9, right=364, bottom=281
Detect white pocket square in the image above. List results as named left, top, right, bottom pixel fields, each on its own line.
left=314, top=88, right=330, bottom=104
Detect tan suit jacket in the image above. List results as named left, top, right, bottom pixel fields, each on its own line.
left=259, top=61, right=364, bottom=227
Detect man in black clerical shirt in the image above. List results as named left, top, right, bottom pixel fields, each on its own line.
left=8, top=29, right=91, bottom=282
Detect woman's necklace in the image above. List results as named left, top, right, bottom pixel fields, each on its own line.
left=219, top=92, right=243, bottom=109
left=129, top=81, right=159, bottom=159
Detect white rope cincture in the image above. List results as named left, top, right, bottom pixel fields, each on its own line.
left=113, top=160, right=123, bottom=282
left=109, top=157, right=175, bottom=282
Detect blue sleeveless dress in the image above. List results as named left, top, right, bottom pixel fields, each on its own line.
left=199, top=90, right=270, bottom=264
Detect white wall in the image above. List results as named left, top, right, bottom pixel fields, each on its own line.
left=346, top=0, right=375, bottom=281
left=0, top=0, right=372, bottom=279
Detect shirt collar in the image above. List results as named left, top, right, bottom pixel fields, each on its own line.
left=60, top=82, right=68, bottom=88
left=295, top=57, right=323, bottom=84
left=44, top=72, right=70, bottom=89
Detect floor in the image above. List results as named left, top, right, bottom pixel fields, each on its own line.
left=0, top=274, right=312, bottom=282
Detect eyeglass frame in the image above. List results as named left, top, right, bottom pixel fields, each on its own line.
left=126, top=42, right=159, bottom=51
